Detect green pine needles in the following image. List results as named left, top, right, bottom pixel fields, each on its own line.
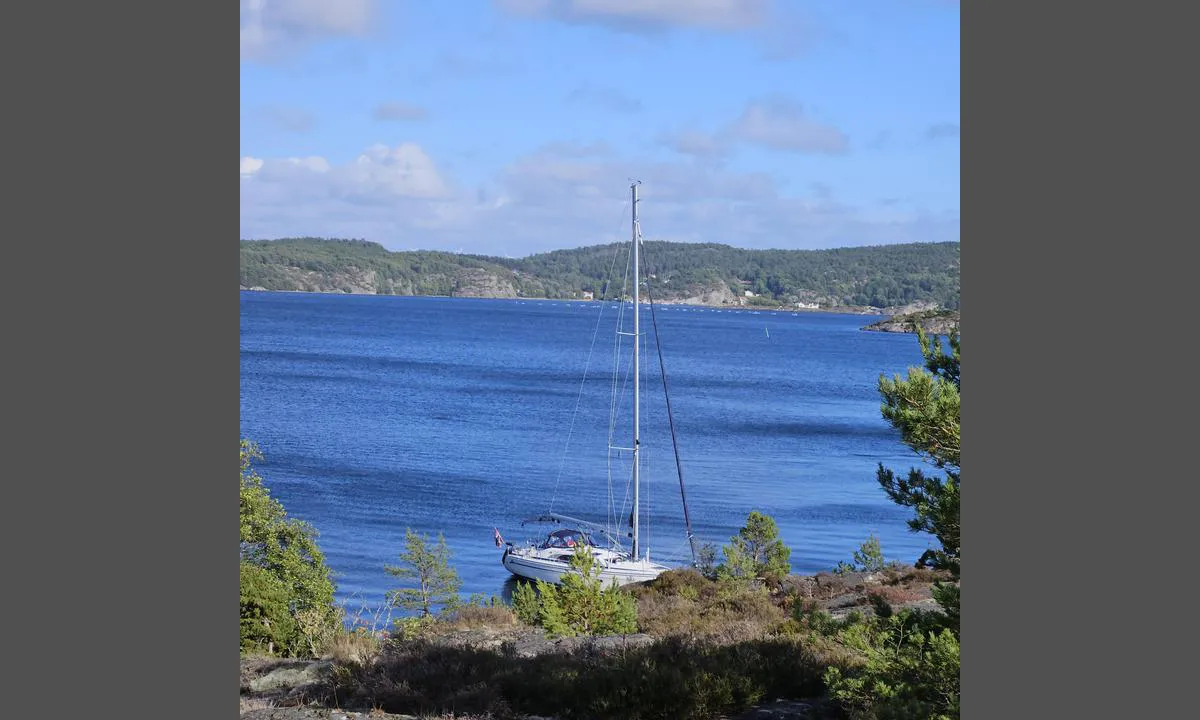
left=511, top=545, right=638, bottom=638
left=385, top=528, right=463, bottom=618
left=716, top=510, right=792, bottom=586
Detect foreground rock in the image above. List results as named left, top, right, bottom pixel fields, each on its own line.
left=242, top=710, right=417, bottom=720
left=862, top=309, right=959, bottom=334
left=241, top=657, right=334, bottom=710
left=241, top=700, right=830, bottom=720
left=729, top=698, right=831, bottom=719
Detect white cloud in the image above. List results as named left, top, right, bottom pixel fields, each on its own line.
left=658, top=99, right=849, bottom=159
left=727, top=99, right=848, bottom=154
left=241, top=0, right=378, bottom=62
left=240, top=157, right=265, bottom=177
left=334, top=144, right=450, bottom=201
left=658, top=129, right=730, bottom=158
left=494, top=0, right=769, bottom=32
left=241, top=142, right=957, bottom=256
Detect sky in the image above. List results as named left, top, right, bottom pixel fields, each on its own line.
left=240, top=0, right=960, bottom=258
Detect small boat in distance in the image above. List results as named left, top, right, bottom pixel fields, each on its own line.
left=499, top=182, right=697, bottom=586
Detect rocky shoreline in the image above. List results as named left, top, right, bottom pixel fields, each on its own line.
left=862, top=309, right=960, bottom=334
left=236, top=286, right=950, bottom=322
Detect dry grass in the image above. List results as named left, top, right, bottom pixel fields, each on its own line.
left=243, top=568, right=947, bottom=719
left=443, top=604, right=517, bottom=630
left=326, top=627, right=383, bottom=666
left=867, top=585, right=924, bottom=606
left=794, top=572, right=852, bottom=600
left=880, top=565, right=945, bottom=586
left=633, top=570, right=787, bottom=643
left=331, top=635, right=828, bottom=719
left=239, top=696, right=277, bottom=713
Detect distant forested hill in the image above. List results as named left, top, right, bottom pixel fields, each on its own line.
left=240, top=237, right=960, bottom=310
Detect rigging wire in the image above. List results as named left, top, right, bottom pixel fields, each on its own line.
left=639, top=239, right=700, bottom=566
left=548, top=201, right=630, bottom=514
left=539, top=191, right=699, bottom=568
left=608, top=240, right=633, bottom=541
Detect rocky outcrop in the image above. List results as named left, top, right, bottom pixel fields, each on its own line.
left=451, top=267, right=518, bottom=298
left=676, top=283, right=738, bottom=306
left=733, top=699, right=831, bottom=719
left=863, top=310, right=959, bottom=334
left=252, top=266, right=381, bottom=294
left=240, top=657, right=334, bottom=710
left=241, top=709, right=426, bottom=720
left=880, top=301, right=940, bottom=316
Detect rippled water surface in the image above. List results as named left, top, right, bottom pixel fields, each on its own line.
left=240, top=291, right=938, bottom=609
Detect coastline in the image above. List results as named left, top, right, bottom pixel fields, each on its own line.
left=238, top=287, right=897, bottom=317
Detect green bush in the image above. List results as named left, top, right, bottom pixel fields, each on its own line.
left=239, top=440, right=338, bottom=657
left=822, top=610, right=960, bottom=720
left=240, top=561, right=299, bottom=655
left=645, top=568, right=712, bottom=598
left=511, top=580, right=541, bottom=626
left=695, top=543, right=720, bottom=580
left=511, top=546, right=638, bottom=637
left=715, top=511, right=792, bottom=587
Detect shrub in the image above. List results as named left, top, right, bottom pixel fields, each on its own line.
left=634, top=573, right=785, bottom=642
left=868, top=585, right=923, bottom=607
left=385, top=529, right=462, bottom=618
left=331, top=636, right=827, bottom=719
left=240, top=561, right=299, bottom=655
left=822, top=610, right=960, bottom=720
left=790, top=599, right=841, bottom=636
left=695, top=543, right=720, bottom=580
left=836, top=534, right=892, bottom=575
left=853, top=534, right=887, bottom=573
left=514, top=546, right=638, bottom=638
left=716, top=511, right=792, bottom=587
left=239, top=439, right=338, bottom=657
left=645, top=568, right=711, bottom=598
left=511, top=581, right=540, bottom=626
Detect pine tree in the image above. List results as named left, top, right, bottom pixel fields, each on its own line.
left=514, top=545, right=638, bottom=637
left=717, top=510, right=792, bottom=584
left=876, top=328, right=960, bottom=578
left=385, top=528, right=462, bottom=617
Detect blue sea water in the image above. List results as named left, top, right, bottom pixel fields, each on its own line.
left=239, top=291, right=940, bottom=612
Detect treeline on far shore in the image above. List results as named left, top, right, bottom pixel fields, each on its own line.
left=240, top=237, right=960, bottom=311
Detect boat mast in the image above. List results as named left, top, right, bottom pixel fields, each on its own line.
left=631, top=180, right=641, bottom=562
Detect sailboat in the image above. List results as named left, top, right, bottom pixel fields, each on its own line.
left=499, top=182, right=697, bottom=586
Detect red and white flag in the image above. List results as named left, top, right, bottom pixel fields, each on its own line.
left=493, top=527, right=504, bottom=547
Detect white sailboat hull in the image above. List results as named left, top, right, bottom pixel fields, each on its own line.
left=502, top=545, right=670, bottom=586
